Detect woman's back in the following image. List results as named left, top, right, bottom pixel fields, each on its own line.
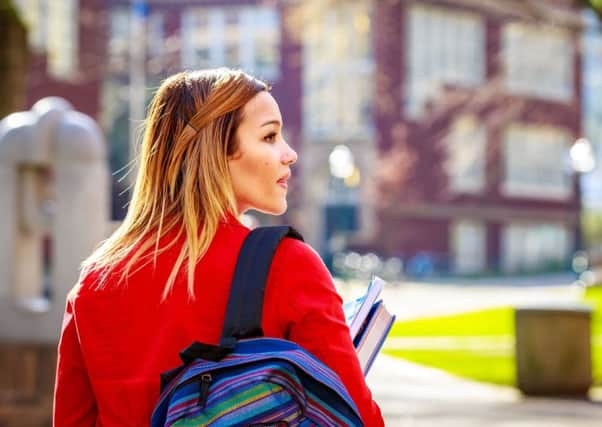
left=54, top=216, right=383, bottom=426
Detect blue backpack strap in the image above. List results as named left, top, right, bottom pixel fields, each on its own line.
left=219, top=225, right=304, bottom=349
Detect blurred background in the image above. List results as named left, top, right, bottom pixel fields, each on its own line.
left=2, top=0, right=602, bottom=425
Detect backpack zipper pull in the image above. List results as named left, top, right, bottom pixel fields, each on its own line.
left=198, top=373, right=213, bottom=408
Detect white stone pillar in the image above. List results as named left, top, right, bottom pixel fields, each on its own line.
left=0, top=97, right=109, bottom=343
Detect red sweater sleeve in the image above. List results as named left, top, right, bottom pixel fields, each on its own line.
left=269, top=239, right=385, bottom=427
left=54, top=296, right=98, bottom=426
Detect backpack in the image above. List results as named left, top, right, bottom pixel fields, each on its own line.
left=150, top=226, right=363, bottom=427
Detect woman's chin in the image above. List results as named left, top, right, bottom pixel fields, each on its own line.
left=256, top=201, right=288, bottom=216
left=270, top=204, right=288, bottom=216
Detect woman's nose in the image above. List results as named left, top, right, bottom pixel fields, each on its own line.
left=282, top=144, right=298, bottom=165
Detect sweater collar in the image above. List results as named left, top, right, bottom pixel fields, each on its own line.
left=219, top=210, right=247, bottom=228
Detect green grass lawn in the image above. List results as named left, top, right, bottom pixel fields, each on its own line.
left=389, top=307, right=514, bottom=337
left=384, top=286, right=602, bottom=387
left=585, top=286, right=602, bottom=386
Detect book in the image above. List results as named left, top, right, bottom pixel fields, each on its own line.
left=343, top=276, right=396, bottom=375
left=354, top=300, right=395, bottom=375
left=343, top=276, right=385, bottom=339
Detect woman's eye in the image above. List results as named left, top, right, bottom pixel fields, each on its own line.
left=264, top=132, right=277, bottom=143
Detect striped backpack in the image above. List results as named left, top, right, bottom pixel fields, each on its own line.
left=151, top=226, right=363, bottom=427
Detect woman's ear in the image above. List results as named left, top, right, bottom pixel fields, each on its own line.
left=227, top=133, right=242, bottom=161
left=228, top=148, right=243, bottom=162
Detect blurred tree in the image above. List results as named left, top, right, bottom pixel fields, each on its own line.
left=0, top=0, right=29, bottom=120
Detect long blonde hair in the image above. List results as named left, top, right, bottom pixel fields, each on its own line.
left=81, top=68, right=269, bottom=299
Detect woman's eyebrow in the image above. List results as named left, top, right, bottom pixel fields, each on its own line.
left=260, top=119, right=281, bottom=127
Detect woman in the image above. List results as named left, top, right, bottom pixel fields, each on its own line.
left=53, top=68, right=384, bottom=426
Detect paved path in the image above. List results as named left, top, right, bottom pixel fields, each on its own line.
left=336, top=274, right=602, bottom=426
left=368, top=355, right=602, bottom=427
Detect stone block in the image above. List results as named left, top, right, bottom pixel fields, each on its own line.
left=515, top=304, right=592, bottom=396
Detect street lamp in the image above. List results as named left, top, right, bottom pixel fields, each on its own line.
left=570, top=138, right=596, bottom=174
left=323, top=145, right=360, bottom=272
left=570, top=137, right=597, bottom=256
left=328, top=144, right=361, bottom=195
left=329, top=145, right=355, bottom=180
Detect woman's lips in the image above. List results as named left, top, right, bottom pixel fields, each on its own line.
left=277, top=172, right=291, bottom=189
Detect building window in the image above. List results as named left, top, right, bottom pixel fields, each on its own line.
left=14, top=0, right=48, bottom=51
left=181, top=6, right=280, bottom=81
left=147, top=12, right=165, bottom=72
left=502, top=124, right=572, bottom=199
left=108, top=8, right=129, bottom=74
left=503, top=23, right=574, bottom=101
left=15, top=0, right=78, bottom=79
left=406, top=4, right=485, bottom=118
left=108, top=8, right=165, bottom=76
left=451, top=220, right=487, bottom=274
left=303, top=1, right=373, bottom=140
left=501, top=223, right=572, bottom=273
left=446, top=116, right=486, bottom=193
left=252, top=8, right=280, bottom=74
left=47, top=0, right=78, bottom=79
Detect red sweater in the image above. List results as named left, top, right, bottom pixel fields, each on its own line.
left=53, top=215, right=384, bottom=426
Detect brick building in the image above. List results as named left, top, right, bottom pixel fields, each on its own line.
left=14, top=0, right=586, bottom=275
left=371, top=0, right=583, bottom=275
left=15, top=0, right=106, bottom=119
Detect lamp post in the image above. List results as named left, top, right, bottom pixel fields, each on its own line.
left=323, top=145, right=360, bottom=272
left=570, top=137, right=597, bottom=254
left=570, top=138, right=596, bottom=174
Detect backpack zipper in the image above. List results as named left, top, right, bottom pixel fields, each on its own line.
left=198, top=373, right=213, bottom=408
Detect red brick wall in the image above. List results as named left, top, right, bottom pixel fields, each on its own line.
left=24, top=0, right=107, bottom=120
left=370, top=0, right=582, bottom=267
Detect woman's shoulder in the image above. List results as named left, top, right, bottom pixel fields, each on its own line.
left=266, top=234, right=341, bottom=323
left=69, top=265, right=122, bottom=296
left=277, top=235, right=319, bottom=259
left=271, top=236, right=330, bottom=278
left=64, top=268, right=105, bottom=305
